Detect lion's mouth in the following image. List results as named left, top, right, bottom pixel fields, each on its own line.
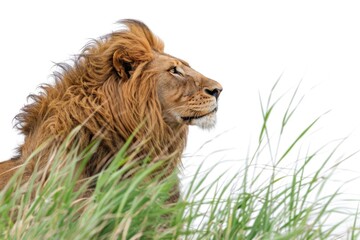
left=181, top=108, right=217, bottom=121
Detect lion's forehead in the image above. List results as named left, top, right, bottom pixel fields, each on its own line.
left=152, top=53, right=190, bottom=69
left=159, top=53, right=190, bottom=66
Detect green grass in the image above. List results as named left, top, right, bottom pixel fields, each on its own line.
left=1, top=81, right=359, bottom=239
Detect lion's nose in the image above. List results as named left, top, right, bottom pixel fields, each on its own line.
left=204, top=87, right=223, bottom=100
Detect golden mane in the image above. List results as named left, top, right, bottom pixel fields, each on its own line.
left=11, top=19, right=185, bottom=176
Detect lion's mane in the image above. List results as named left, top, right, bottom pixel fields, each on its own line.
left=8, top=20, right=188, bottom=186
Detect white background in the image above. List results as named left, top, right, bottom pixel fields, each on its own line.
left=1, top=0, right=360, bottom=228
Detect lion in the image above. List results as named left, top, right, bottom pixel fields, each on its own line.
left=0, top=19, right=222, bottom=202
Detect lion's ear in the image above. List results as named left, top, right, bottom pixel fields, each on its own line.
left=113, top=48, right=136, bottom=80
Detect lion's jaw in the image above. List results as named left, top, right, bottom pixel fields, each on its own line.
left=153, top=54, right=222, bottom=130
left=181, top=108, right=218, bottom=129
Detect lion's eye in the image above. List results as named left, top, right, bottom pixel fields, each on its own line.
left=169, top=66, right=184, bottom=77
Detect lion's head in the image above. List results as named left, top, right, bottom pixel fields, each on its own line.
left=4, top=19, right=222, bottom=190
left=108, top=20, right=222, bottom=131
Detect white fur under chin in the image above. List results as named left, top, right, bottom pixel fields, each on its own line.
left=192, top=113, right=217, bottom=129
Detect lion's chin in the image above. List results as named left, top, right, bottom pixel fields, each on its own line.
left=186, top=111, right=217, bottom=129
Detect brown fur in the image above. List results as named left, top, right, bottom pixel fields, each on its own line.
left=0, top=20, right=222, bottom=201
